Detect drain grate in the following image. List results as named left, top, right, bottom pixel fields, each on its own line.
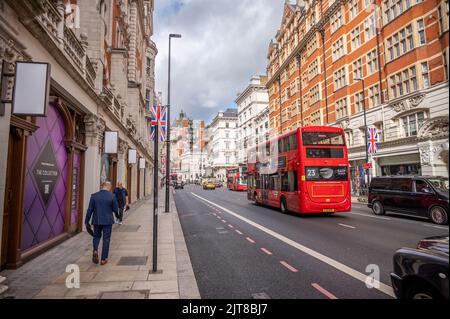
left=117, top=256, right=148, bottom=266
left=115, top=225, right=141, bottom=232
left=99, top=290, right=148, bottom=299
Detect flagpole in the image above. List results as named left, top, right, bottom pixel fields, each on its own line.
left=152, top=117, right=159, bottom=273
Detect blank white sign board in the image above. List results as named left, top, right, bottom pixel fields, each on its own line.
left=12, top=62, right=50, bottom=116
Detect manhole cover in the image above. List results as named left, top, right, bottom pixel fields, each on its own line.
left=115, top=225, right=141, bottom=232
left=99, top=290, right=148, bottom=299
left=117, top=256, right=148, bottom=266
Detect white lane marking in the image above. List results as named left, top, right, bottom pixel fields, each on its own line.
left=235, top=230, right=243, bottom=235
left=423, top=224, right=449, bottom=230
left=347, top=212, right=391, bottom=220
left=191, top=192, right=395, bottom=298
left=228, top=224, right=234, bottom=228
left=338, top=223, right=356, bottom=229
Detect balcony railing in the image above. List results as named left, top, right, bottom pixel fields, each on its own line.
left=31, top=0, right=96, bottom=89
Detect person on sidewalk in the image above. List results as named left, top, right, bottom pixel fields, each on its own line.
left=85, top=181, right=119, bottom=266
left=113, top=181, right=129, bottom=225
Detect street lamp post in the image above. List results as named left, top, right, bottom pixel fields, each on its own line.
left=166, top=33, right=181, bottom=213
left=355, top=77, right=370, bottom=195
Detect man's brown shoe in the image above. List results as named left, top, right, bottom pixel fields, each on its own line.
left=100, top=260, right=108, bottom=266
left=92, top=251, right=99, bottom=264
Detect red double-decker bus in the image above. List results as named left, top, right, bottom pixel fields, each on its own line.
left=226, top=165, right=248, bottom=191
left=247, top=126, right=351, bottom=214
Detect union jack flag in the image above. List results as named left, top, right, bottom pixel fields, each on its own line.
left=367, top=127, right=379, bottom=155
left=150, top=104, right=167, bottom=142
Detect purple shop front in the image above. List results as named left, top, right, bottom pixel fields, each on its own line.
left=21, top=103, right=68, bottom=251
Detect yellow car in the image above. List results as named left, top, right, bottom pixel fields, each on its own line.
left=203, top=180, right=216, bottom=190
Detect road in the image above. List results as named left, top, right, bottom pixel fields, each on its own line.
left=173, top=185, right=449, bottom=299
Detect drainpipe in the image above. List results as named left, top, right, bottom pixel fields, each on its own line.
left=319, top=28, right=329, bottom=125
left=296, top=54, right=303, bottom=126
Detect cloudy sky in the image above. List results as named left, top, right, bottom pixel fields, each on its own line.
left=153, top=0, right=284, bottom=123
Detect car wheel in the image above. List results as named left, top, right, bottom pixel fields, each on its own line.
left=429, top=206, right=448, bottom=225
left=280, top=197, right=288, bottom=214
left=406, top=284, right=441, bottom=300
left=372, top=201, right=385, bottom=215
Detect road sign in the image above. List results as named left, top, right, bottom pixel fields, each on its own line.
left=367, top=127, right=379, bottom=155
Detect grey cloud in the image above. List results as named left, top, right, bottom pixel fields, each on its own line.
left=154, top=0, right=283, bottom=122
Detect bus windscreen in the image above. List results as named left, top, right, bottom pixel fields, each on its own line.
left=302, top=132, right=345, bottom=146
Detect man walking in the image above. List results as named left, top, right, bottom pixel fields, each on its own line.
left=113, top=181, right=129, bottom=225
left=85, top=181, right=118, bottom=265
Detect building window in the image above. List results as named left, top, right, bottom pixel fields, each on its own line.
left=345, top=130, right=353, bottom=147
left=364, top=14, right=377, bottom=41
left=355, top=91, right=364, bottom=113
left=331, top=7, right=343, bottom=33
left=309, top=84, right=321, bottom=105
left=349, top=0, right=359, bottom=20
left=438, top=0, right=449, bottom=33
left=311, top=109, right=322, bottom=126
left=401, top=112, right=425, bottom=137
left=353, top=59, right=363, bottom=81
left=145, top=89, right=150, bottom=110
left=308, top=58, right=320, bottom=80
left=146, top=57, right=152, bottom=76
left=332, top=37, right=345, bottom=61
left=417, top=19, right=426, bottom=45
left=351, top=28, right=361, bottom=50
left=334, top=67, right=347, bottom=91
left=386, top=24, right=414, bottom=61
left=368, top=84, right=381, bottom=107
left=421, top=62, right=429, bottom=88
left=367, top=49, right=378, bottom=74
left=444, top=50, right=449, bottom=80
left=389, top=65, right=417, bottom=98
left=307, top=34, right=318, bottom=57
left=335, top=98, right=348, bottom=120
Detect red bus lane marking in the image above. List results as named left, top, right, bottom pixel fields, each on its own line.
left=280, top=261, right=298, bottom=273
left=190, top=192, right=395, bottom=298
left=312, top=283, right=338, bottom=299
left=260, top=248, right=273, bottom=255
left=246, top=237, right=255, bottom=244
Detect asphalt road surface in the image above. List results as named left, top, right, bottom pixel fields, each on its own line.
left=174, top=185, right=449, bottom=299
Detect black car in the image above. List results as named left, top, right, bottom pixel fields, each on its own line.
left=174, top=181, right=184, bottom=190
left=391, top=236, right=449, bottom=299
left=367, top=176, right=449, bottom=224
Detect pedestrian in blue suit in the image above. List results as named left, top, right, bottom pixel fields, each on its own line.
left=85, top=181, right=119, bottom=265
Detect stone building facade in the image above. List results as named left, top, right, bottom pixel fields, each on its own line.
left=204, top=109, right=239, bottom=181
left=266, top=0, right=449, bottom=194
left=0, top=0, right=156, bottom=269
left=236, top=75, right=270, bottom=165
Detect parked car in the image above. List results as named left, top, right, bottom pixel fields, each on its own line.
left=367, top=176, right=449, bottom=224
left=391, top=235, right=449, bottom=299
left=174, top=181, right=184, bottom=190
left=203, top=180, right=216, bottom=190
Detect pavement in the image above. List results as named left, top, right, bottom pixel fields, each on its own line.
left=174, top=185, right=449, bottom=299
left=0, top=188, right=200, bottom=299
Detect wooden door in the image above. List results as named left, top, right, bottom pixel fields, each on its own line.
left=1, top=134, right=14, bottom=268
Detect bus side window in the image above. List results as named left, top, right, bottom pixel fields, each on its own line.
left=289, top=171, right=298, bottom=192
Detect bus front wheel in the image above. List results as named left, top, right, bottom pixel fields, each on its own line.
left=254, top=193, right=260, bottom=206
